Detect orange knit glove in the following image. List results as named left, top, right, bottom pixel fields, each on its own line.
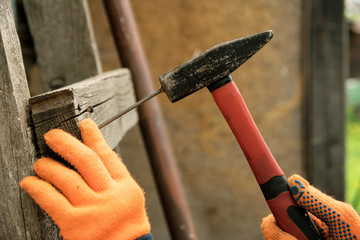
left=20, top=119, right=151, bottom=240
left=261, top=174, right=360, bottom=240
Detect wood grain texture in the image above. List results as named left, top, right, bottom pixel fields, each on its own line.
left=304, top=0, right=346, bottom=200
left=22, top=0, right=102, bottom=92
left=0, top=1, right=40, bottom=238
left=30, top=68, right=138, bottom=156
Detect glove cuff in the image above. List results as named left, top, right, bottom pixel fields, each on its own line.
left=136, top=233, right=153, bottom=240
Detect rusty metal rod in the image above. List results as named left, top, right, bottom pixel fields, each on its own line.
left=103, top=0, right=198, bottom=239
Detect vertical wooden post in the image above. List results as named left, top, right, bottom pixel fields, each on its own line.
left=22, top=0, right=102, bottom=92
left=304, top=0, right=346, bottom=200
left=0, top=0, right=40, bottom=238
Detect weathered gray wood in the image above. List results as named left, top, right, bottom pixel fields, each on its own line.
left=22, top=0, right=102, bottom=92
left=30, top=68, right=138, bottom=156
left=0, top=1, right=41, bottom=238
left=19, top=1, right=138, bottom=237
left=304, top=0, right=346, bottom=200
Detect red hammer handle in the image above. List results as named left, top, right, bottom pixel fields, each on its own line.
left=209, top=76, right=321, bottom=240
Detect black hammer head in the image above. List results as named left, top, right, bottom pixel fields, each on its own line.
left=159, top=30, right=274, bottom=102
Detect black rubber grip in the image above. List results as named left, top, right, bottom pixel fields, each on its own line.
left=287, top=206, right=322, bottom=239
left=259, top=175, right=290, bottom=200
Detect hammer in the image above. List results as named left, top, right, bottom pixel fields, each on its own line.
left=100, top=31, right=321, bottom=239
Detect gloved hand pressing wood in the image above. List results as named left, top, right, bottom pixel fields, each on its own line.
left=261, top=174, right=360, bottom=240
left=20, top=119, right=152, bottom=240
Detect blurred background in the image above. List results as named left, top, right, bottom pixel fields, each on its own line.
left=12, top=0, right=360, bottom=239
left=346, top=0, right=360, bottom=218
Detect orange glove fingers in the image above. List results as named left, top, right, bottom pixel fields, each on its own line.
left=20, top=176, right=72, bottom=220
left=33, top=157, right=96, bottom=206
left=289, top=174, right=360, bottom=239
left=307, top=212, right=330, bottom=238
left=79, top=119, right=130, bottom=180
left=44, top=129, right=113, bottom=191
left=261, top=214, right=296, bottom=240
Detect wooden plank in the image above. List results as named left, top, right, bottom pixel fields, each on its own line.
left=303, top=0, right=346, bottom=200
left=30, top=68, right=138, bottom=156
left=22, top=0, right=102, bottom=92
left=0, top=1, right=41, bottom=238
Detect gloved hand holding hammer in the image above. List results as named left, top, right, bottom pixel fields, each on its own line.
left=262, top=174, right=360, bottom=239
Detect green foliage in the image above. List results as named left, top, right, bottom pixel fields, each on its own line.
left=345, top=0, right=360, bottom=22
left=346, top=107, right=360, bottom=214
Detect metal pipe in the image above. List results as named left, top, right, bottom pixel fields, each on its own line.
left=102, top=1, right=197, bottom=239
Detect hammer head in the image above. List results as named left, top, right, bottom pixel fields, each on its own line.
left=159, top=30, right=273, bottom=102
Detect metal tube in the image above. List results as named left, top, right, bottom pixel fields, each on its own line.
left=103, top=1, right=198, bottom=239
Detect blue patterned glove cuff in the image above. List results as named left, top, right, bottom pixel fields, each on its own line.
left=136, top=233, right=153, bottom=240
